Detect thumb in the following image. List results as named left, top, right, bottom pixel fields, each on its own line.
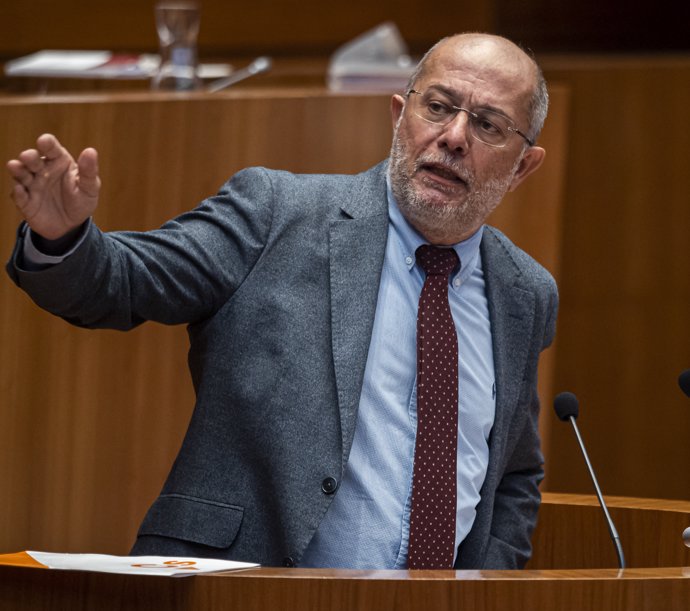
left=76, top=147, right=101, bottom=197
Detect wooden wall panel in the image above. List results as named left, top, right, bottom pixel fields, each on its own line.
left=0, top=87, right=567, bottom=555
left=0, top=0, right=492, bottom=58
left=4, top=0, right=690, bottom=71
left=541, top=57, right=690, bottom=500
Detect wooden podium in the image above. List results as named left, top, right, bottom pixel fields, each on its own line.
left=0, top=564, right=689, bottom=611
left=2, top=493, right=690, bottom=611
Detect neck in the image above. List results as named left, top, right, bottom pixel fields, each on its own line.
left=411, top=219, right=482, bottom=246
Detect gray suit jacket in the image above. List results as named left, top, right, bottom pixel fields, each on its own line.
left=7, top=160, right=558, bottom=569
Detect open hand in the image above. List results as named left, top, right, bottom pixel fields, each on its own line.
left=7, top=133, right=101, bottom=240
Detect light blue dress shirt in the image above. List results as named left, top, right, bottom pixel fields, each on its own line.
left=300, top=183, right=496, bottom=569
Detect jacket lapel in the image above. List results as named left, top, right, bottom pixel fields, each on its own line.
left=328, top=163, right=389, bottom=467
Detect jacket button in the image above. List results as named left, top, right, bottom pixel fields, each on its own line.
left=321, top=476, right=338, bottom=494
left=282, top=556, right=295, bottom=567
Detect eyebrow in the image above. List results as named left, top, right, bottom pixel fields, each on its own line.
left=425, top=84, right=514, bottom=122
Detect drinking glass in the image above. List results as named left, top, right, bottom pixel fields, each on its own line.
left=152, top=1, right=201, bottom=91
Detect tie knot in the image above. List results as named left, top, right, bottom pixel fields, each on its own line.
left=416, top=244, right=460, bottom=277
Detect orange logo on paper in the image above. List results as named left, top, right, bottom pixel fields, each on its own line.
left=131, top=560, right=199, bottom=571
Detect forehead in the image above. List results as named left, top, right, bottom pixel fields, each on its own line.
left=417, top=38, right=535, bottom=115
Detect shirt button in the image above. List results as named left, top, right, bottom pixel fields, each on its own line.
left=321, top=476, right=338, bottom=494
left=405, top=256, right=413, bottom=265
left=282, top=556, right=295, bottom=567
left=453, top=278, right=461, bottom=287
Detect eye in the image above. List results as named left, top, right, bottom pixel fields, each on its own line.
left=474, top=113, right=505, bottom=136
left=426, top=99, right=452, bottom=118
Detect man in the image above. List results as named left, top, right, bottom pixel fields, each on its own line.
left=6, top=33, right=557, bottom=570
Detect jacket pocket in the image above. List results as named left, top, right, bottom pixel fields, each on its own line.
left=137, top=493, right=244, bottom=549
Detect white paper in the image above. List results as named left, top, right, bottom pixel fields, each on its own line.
left=4, top=50, right=232, bottom=80
left=5, top=51, right=114, bottom=75
left=27, top=551, right=258, bottom=577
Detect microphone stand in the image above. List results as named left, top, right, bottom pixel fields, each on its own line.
left=566, top=414, right=626, bottom=570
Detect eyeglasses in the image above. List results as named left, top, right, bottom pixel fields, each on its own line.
left=407, top=89, right=534, bottom=148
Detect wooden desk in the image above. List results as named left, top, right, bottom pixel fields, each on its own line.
left=0, top=56, right=330, bottom=94
left=3, top=492, right=690, bottom=610
left=531, top=493, right=690, bottom=569
left=1, top=564, right=689, bottom=611
left=2, top=493, right=690, bottom=610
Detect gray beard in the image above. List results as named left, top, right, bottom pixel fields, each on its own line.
left=389, top=134, right=519, bottom=243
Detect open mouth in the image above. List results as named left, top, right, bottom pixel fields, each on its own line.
left=418, top=162, right=467, bottom=187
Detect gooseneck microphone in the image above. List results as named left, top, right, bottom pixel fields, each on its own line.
left=553, top=392, right=626, bottom=569
left=679, top=369, right=690, bottom=398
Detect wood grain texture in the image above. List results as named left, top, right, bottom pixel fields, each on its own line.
left=1, top=0, right=687, bottom=65
left=1, top=563, right=690, bottom=611
left=530, top=493, right=690, bottom=569
left=0, top=87, right=567, bottom=555
left=540, top=56, right=690, bottom=501
left=0, top=0, right=492, bottom=57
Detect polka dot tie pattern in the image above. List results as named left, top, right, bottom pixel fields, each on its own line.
left=408, top=244, right=460, bottom=570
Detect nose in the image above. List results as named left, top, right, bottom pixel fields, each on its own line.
left=438, top=109, right=472, bottom=154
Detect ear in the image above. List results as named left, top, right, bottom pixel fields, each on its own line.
left=508, top=146, right=546, bottom=192
left=390, top=94, right=405, bottom=130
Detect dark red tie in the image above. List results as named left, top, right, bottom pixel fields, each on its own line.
left=408, top=244, right=460, bottom=570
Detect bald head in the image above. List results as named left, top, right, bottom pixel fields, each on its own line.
left=407, top=34, right=549, bottom=142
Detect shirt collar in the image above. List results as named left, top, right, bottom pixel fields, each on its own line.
left=386, top=177, right=483, bottom=288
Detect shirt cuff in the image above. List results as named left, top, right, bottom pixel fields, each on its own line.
left=21, top=220, right=91, bottom=268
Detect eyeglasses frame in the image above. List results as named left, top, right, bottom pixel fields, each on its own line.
left=406, top=89, right=535, bottom=148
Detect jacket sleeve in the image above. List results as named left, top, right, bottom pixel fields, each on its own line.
left=5, top=167, right=276, bottom=330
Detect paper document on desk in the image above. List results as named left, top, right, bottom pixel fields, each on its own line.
left=4, top=50, right=232, bottom=80
left=0, top=550, right=258, bottom=577
left=4, top=50, right=156, bottom=78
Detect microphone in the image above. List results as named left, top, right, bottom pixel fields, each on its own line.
left=553, top=392, right=626, bottom=569
left=206, top=56, right=272, bottom=92
left=679, top=370, right=690, bottom=398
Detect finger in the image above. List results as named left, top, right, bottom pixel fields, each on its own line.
left=76, top=148, right=100, bottom=197
left=35, top=133, right=64, bottom=162
left=7, top=160, right=37, bottom=190
left=9, top=182, right=29, bottom=209
left=7, top=159, right=32, bottom=182
left=35, top=134, right=74, bottom=178
left=9, top=168, right=35, bottom=189
left=17, top=149, right=46, bottom=175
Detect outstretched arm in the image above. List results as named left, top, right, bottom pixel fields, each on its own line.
left=7, top=133, right=101, bottom=242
